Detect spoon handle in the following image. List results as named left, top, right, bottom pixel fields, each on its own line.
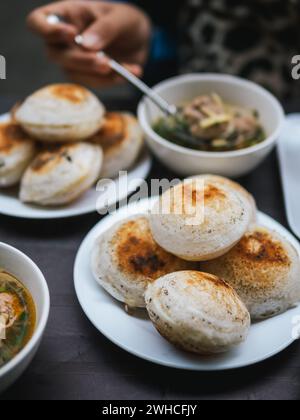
left=102, top=54, right=177, bottom=116
left=46, top=14, right=176, bottom=116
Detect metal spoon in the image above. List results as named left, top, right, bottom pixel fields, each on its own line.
left=46, top=14, right=176, bottom=115
left=46, top=14, right=202, bottom=147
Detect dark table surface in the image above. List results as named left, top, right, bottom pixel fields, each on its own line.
left=1, top=96, right=300, bottom=401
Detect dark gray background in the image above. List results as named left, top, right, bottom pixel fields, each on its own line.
left=0, top=0, right=130, bottom=100
left=0, top=0, right=63, bottom=96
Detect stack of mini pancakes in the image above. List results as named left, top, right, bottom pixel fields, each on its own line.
left=0, top=84, right=143, bottom=206
left=92, top=175, right=300, bottom=355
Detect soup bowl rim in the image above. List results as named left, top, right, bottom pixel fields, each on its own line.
left=0, top=241, right=50, bottom=379
left=138, top=72, right=285, bottom=158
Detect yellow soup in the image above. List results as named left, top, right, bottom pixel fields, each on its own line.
left=0, top=269, right=36, bottom=368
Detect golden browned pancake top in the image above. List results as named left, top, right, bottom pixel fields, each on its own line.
left=30, top=145, right=76, bottom=174
left=49, top=84, right=88, bottom=104
left=235, top=229, right=290, bottom=267
left=185, top=271, right=230, bottom=289
left=200, top=227, right=295, bottom=300
left=166, top=271, right=243, bottom=316
left=91, top=113, right=127, bottom=152
left=111, top=217, right=191, bottom=280
left=0, top=122, right=31, bottom=154
left=169, top=182, right=227, bottom=216
left=191, top=183, right=226, bottom=204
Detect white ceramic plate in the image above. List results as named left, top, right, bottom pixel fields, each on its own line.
left=74, top=198, right=300, bottom=371
left=0, top=113, right=152, bottom=219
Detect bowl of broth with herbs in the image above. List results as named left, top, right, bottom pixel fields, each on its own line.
left=138, top=74, right=284, bottom=177
left=0, top=270, right=36, bottom=368
left=0, top=242, right=49, bottom=393
left=153, top=93, right=266, bottom=152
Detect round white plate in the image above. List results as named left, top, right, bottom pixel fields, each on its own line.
left=74, top=198, right=300, bottom=371
left=0, top=113, right=152, bottom=219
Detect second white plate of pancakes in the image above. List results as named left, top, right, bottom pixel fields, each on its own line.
left=0, top=111, right=151, bottom=219
left=74, top=195, right=300, bottom=371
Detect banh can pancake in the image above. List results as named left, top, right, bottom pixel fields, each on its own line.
left=149, top=175, right=254, bottom=261
left=14, top=84, right=105, bottom=142
left=0, top=121, right=36, bottom=187
left=201, top=225, right=300, bottom=320
left=145, top=271, right=250, bottom=354
left=90, top=112, right=144, bottom=178
left=91, top=216, right=197, bottom=309
left=20, top=142, right=103, bottom=206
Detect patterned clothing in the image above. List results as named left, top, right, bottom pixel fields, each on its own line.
left=113, top=0, right=300, bottom=98
left=179, top=0, right=300, bottom=99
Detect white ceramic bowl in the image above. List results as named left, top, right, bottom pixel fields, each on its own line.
left=0, top=243, right=50, bottom=393
left=138, top=74, right=285, bottom=177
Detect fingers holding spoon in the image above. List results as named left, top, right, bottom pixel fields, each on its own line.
left=46, top=14, right=177, bottom=116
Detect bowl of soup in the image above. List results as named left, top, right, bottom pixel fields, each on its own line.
left=0, top=242, right=50, bottom=393
left=138, top=74, right=284, bottom=177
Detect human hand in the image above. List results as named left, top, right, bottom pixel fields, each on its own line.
left=27, top=0, right=152, bottom=87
